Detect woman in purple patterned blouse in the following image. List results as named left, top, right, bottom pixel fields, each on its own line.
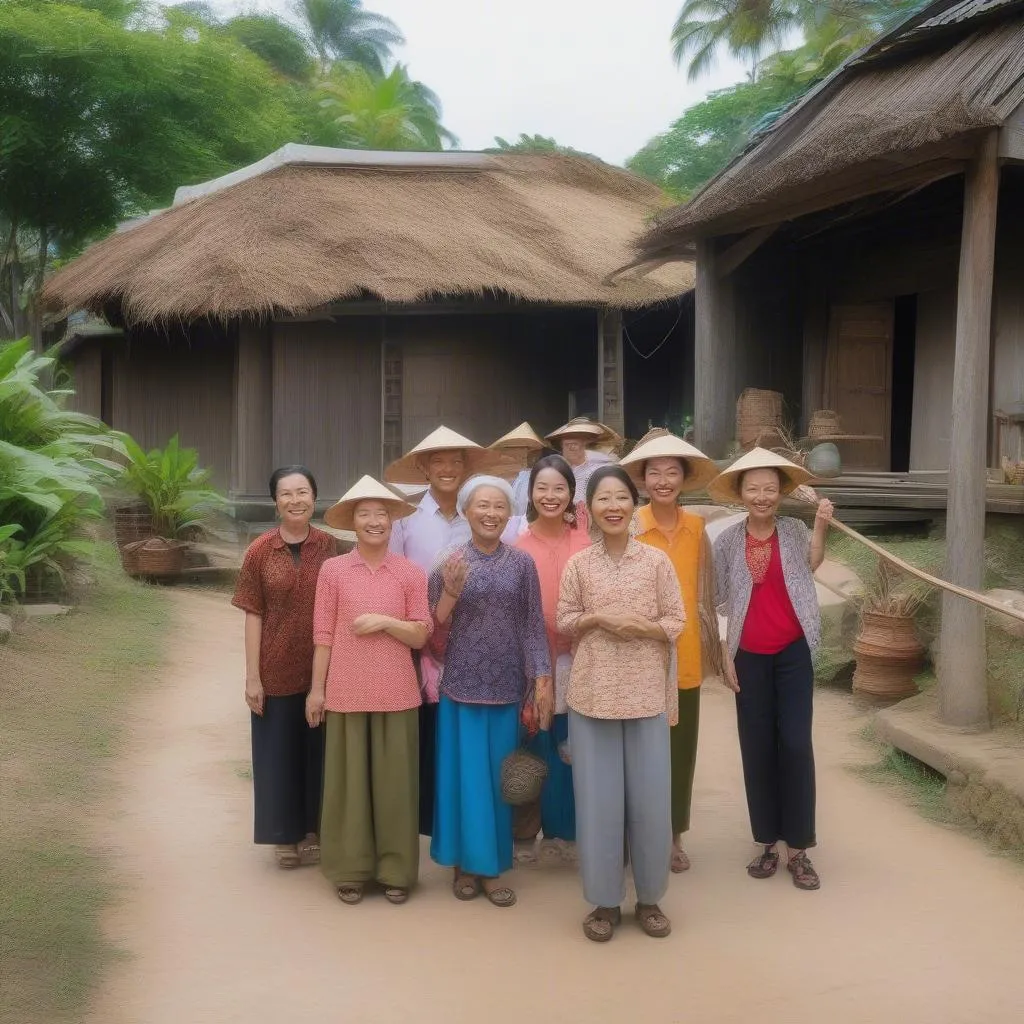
left=428, top=475, right=553, bottom=908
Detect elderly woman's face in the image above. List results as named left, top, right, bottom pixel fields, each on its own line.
left=590, top=475, right=635, bottom=537
left=740, top=468, right=782, bottom=520
left=560, top=437, right=588, bottom=467
left=531, top=467, right=571, bottom=521
left=425, top=450, right=467, bottom=496
left=465, top=485, right=510, bottom=543
left=644, top=457, right=685, bottom=506
left=274, top=473, right=315, bottom=526
left=353, top=500, right=391, bottom=547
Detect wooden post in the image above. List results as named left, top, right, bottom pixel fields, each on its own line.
left=598, top=309, right=625, bottom=436
left=695, top=238, right=736, bottom=457
left=938, top=130, right=1000, bottom=730
left=233, top=317, right=273, bottom=498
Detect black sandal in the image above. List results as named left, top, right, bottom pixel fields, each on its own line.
left=747, top=844, right=780, bottom=879
left=787, top=851, right=821, bottom=891
left=582, top=906, right=621, bottom=942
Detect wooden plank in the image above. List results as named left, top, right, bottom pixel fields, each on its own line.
left=233, top=319, right=273, bottom=497
left=598, top=309, right=625, bottom=437
left=998, top=98, right=1024, bottom=162
left=939, top=131, right=1000, bottom=730
left=801, top=283, right=828, bottom=435
left=717, top=225, right=778, bottom=278
left=694, top=238, right=736, bottom=458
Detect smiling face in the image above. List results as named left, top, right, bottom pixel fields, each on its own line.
left=531, top=466, right=572, bottom=522
left=465, top=485, right=511, bottom=544
left=589, top=474, right=635, bottom=538
left=274, top=473, right=315, bottom=528
left=352, top=499, right=392, bottom=549
left=560, top=436, right=589, bottom=467
left=740, top=468, right=783, bottom=522
left=644, top=456, right=686, bottom=507
left=424, top=449, right=467, bottom=496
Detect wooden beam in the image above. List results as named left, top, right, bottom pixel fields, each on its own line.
left=694, top=239, right=736, bottom=458
left=998, top=98, right=1024, bottom=162
left=938, top=131, right=1000, bottom=730
left=717, top=225, right=778, bottom=278
left=232, top=318, right=273, bottom=498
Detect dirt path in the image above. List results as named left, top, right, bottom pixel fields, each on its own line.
left=88, top=589, right=1024, bottom=1024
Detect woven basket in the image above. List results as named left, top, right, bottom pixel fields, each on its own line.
left=852, top=612, right=925, bottom=700
left=113, top=504, right=154, bottom=548
left=1002, top=456, right=1024, bottom=485
left=125, top=538, right=187, bottom=577
left=500, top=748, right=549, bottom=806
left=736, top=389, right=783, bottom=448
left=809, top=410, right=842, bottom=439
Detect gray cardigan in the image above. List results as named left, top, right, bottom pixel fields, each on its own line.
left=713, top=516, right=820, bottom=658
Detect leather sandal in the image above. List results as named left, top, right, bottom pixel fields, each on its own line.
left=297, top=834, right=320, bottom=866
left=481, top=881, right=517, bottom=908
left=452, top=873, right=480, bottom=901
left=787, top=851, right=821, bottom=891
left=383, top=886, right=409, bottom=905
left=336, top=883, right=364, bottom=905
left=274, top=844, right=300, bottom=869
left=635, top=903, right=672, bottom=938
left=582, top=906, right=621, bottom=942
left=671, top=845, right=691, bottom=873
left=746, top=844, right=780, bottom=879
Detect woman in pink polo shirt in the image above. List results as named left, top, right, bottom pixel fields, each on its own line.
left=306, top=476, right=433, bottom=906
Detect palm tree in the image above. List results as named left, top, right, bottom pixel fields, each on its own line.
left=295, top=0, right=404, bottom=76
left=672, top=0, right=801, bottom=81
left=317, top=64, right=457, bottom=150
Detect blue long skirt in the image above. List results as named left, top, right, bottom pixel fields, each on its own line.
left=431, top=696, right=519, bottom=878
left=525, top=714, right=576, bottom=842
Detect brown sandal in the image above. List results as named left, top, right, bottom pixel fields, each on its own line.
left=787, top=851, right=821, bottom=891
left=274, top=844, right=300, bottom=869
left=336, top=883, right=364, bottom=905
left=746, top=845, right=780, bottom=879
left=582, top=906, right=621, bottom=942
left=383, top=886, right=409, bottom=905
left=452, top=873, right=480, bottom=901
left=481, top=881, right=517, bottom=908
left=635, top=903, right=672, bottom=938
left=297, top=834, right=320, bottom=866
left=671, top=845, right=691, bottom=873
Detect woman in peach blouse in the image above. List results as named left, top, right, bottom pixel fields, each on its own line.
left=512, top=454, right=590, bottom=861
left=557, top=466, right=684, bottom=943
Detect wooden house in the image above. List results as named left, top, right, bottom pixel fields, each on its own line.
left=633, top=0, right=1024, bottom=728
left=44, top=146, right=694, bottom=500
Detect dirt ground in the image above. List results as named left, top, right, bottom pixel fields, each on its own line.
left=86, top=589, right=1024, bottom=1024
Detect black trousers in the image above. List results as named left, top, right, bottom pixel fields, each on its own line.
left=734, top=638, right=816, bottom=849
left=251, top=692, right=325, bottom=845
left=418, top=701, right=437, bottom=837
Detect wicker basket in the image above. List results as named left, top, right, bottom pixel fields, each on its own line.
left=500, top=748, right=549, bottom=806
left=809, top=410, right=842, bottom=439
left=113, top=503, right=154, bottom=548
left=1002, top=456, right=1024, bottom=485
left=736, top=389, right=783, bottom=448
left=852, top=612, right=925, bottom=700
left=124, top=538, right=187, bottom=577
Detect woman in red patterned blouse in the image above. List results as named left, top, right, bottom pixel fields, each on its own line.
left=232, top=466, right=336, bottom=870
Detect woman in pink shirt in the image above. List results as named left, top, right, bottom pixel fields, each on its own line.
left=512, top=454, right=590, bottom=862
left=306, top=476, right=433, bottom=906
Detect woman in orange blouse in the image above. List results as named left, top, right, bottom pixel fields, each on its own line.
left=306, top=476, right=433, bottom=906
left=621, top=429, right=721, bottom=874
left=232, top=466, right=335, bottom=870
left=557, top=466, right=684, bottom=943
left=512, top=454, right=591, bottom=861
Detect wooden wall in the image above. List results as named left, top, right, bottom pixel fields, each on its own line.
left=67, top=345, right=103, bottom=419
left=910, top=287, right=957, bottom=470
left=111, top=323, right=235, bottom=487
left=271, top=319, right=382, bottom=498
left=992, top=171, right=1024, bottom=462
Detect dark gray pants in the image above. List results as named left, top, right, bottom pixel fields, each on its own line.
left=569, top=710, right=671, bottom=907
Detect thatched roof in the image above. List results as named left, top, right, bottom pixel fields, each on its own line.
left=639, top=0, right=1024, bottom=256
left=43, top=146, right=692, bottom=324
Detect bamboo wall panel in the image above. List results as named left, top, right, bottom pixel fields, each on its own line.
left=271, top=319, right=381, bottom=497
left=68, top=345, right=102, bottom=418
left=992, top=179, right=1024, bottom=461
left=910, top=287, right=957, bottom=470
left=111, top=327, right=235, bottom=486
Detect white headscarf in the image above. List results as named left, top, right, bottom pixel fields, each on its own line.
left=456, top=474, right=515, bottom=517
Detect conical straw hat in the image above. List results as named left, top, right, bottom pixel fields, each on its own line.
left=384, top=425, right=511, bottom=485
left=324, top=475, right=417, bottom=531
left=545, top=417, right=620, bottom=447
left=707, top=447, right=813, bottom=505
left=620, top=428, right=717, bottom=493
left=490, top=421, right=546, bottom=451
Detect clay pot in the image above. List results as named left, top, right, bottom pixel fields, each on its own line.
left=806, top=442, right=842, bottom=479
left=852, top=611, right=925, bottom=700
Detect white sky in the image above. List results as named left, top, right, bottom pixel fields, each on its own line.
left=210, top=0, right=749, bottom=165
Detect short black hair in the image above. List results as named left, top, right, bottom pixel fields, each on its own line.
left=525, top=453, right=576, bottom=523
left=269, top=465, right=318, bottom=500
left=586, top=465, right=639, bottom=507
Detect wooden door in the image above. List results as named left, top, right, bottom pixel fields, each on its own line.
left=826, top=302, right=894, bottom=471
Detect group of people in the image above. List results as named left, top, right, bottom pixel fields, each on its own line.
left=232, top=415, right=834, bottom=941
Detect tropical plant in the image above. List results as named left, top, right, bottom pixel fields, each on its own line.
left=224, top=12, right=317, bottom=81
left=316, top=63, right=457, bottom=150
left=117, top=434, right=227, bottom=539
left=489, top=134, right=597, bottom=158
left=295, top=0, right=404, bottom=76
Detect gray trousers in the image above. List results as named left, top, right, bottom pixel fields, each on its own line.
left=569, top=710, right=672, bottom=907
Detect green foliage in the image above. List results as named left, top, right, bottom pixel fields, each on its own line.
left=117, top=434, right=227, bottom=539
left=224, top=13, right=316, bottom=81
left=488, top=134, right=598, bottom=159
left=296, top=0, right=404, bottom=76
left=0, top=339, right=123, bottom=601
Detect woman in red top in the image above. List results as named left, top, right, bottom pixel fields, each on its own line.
left=232, top=466, right=336, bottom=869
left=710, top=449, right=832, bottom=891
